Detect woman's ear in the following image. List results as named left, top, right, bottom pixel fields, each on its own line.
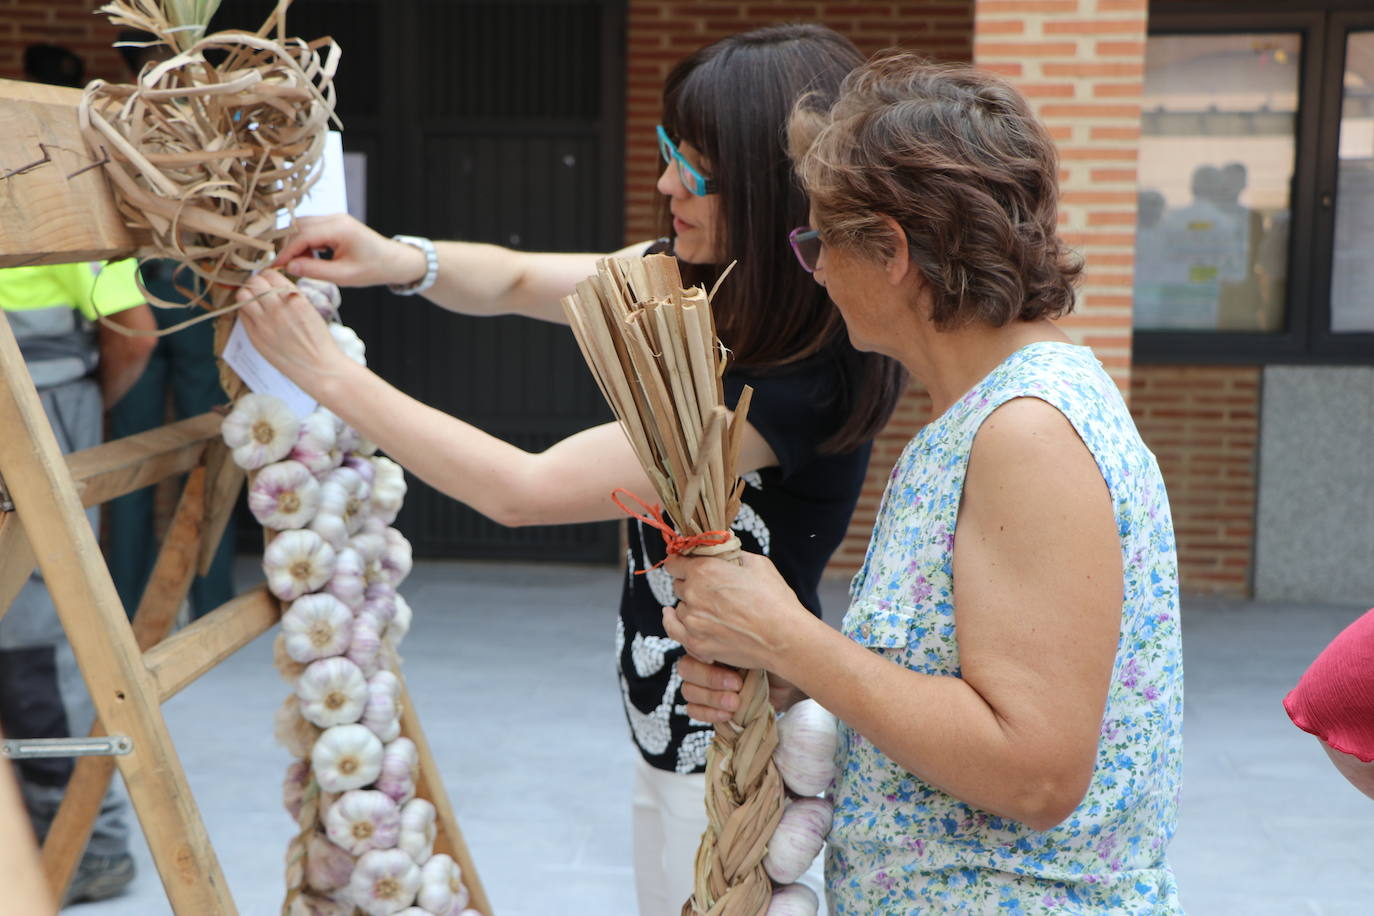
left=879, top=214, right=912, bottom=286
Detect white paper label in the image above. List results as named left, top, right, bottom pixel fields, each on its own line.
left=278, top=131, right=349, bottom=228
left=222, top=320, right=318, bottom=418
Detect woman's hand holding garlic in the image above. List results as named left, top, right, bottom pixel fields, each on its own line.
left=237, top=269, right=356, bottom=397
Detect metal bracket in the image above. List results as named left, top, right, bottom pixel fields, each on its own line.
left=2, top=736, right=133, bottom=759
left=0, top=470, right=13, bottom=512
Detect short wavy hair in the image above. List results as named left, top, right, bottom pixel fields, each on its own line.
left=789, top=54, right=1082, bottom=328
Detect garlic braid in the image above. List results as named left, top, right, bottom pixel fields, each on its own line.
left=281, top=771, right=320, bottom=914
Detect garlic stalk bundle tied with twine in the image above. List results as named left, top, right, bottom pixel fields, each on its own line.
left=560, top=255, right=784, bottom=916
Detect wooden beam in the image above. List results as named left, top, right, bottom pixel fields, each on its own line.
left=0, top=313, right=236, bottom=913
left=399, top=678, right=494, bottom=916
left=0, top=78, right=138, bottom=267
left=65, top=412, right=220, bottom=509
left=44, top=467, right=210, bottom=898
left=144, top=586, right=279, bottom=702
left=198, top=436, right=243, bottom=576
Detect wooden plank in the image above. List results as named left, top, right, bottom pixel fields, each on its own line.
left=0, top=313, right=236, bottom=913
left=0, top=79, right=138, bottom=267
left=399, top=678, right=494, bottom=915
left=44, top=468, right=210, bottom=898
left=197, top=436, right=243, bottom=576
left=65, top=412, right=220, bottom=508
left=144, top=586, right=279, bottom=702
left=0, top=511, right=35, bottom=624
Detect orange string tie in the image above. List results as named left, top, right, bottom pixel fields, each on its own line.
left=611, top=488, right=732, bottom=573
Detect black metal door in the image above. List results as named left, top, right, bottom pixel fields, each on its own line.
left=222, top=0, right=626, bottom=562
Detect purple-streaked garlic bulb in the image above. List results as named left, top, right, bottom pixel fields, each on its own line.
left=297, top=657, right=369, bottom=728
left=377, top=737, right=419, bottom=805
left=249, top=460, right=321, bottom=530
left=281, top=594, right=354, bottom=664
left=312, top=724, right=384, bottom=794
left=397, top=798, right=437, bottom=864
left=264, top=529, right=336, bottom=602
left=326, top=546, right=367, bottom=611
left=222, top=393, right=299, bottom=470
left=304, top=832, right=355, bottom=893
left=362, top=670, right=402, bottom=743
left=324, top=789, right=402, bottom=856
left=348, top=847, right=421, bottom=916
left=291, top=410, right=344, bottom=476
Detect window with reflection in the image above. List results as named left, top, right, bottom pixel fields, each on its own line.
left=1133, top=34, right=1299, bottom=333
left=1330, top=31, right=1374, bottom=334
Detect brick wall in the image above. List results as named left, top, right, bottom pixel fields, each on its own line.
left=1130, top=366, right=1259, bottom=596
left=0, top=1, right=130, bottom=84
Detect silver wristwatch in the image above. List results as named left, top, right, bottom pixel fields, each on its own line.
left=388, top=235, right=439, bottom=296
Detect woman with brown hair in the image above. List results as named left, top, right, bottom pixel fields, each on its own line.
left=668, top=55, right=1186, bottom=913
left=237, top=25, right=904, bottom=914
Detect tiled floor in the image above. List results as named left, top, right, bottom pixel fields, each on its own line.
left=70, top=560, right=1372, bottom=916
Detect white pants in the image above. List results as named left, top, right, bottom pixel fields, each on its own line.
left=632, top=757, right=827, bottom=916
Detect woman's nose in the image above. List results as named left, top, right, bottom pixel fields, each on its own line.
left=657, top=161, right=686, bottom=198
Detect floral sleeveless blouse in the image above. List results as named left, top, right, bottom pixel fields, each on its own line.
left=828, top=342, right=1185, bottom=915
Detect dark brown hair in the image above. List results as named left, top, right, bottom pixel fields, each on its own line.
left=661, top=25, right=906, bottom=453
left=790, top=53, right=1082, bottom=329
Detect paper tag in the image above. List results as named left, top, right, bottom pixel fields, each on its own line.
left=278, top=130, right=349, bottom=228
left=222, top=320, right=318, bottom=418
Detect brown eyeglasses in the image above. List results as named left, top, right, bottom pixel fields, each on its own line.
left=788, top=226, right=822, bottom=273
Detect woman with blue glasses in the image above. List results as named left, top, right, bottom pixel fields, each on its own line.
left=240, top=24, right=905, bottom=914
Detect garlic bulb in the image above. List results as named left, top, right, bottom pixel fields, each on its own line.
left=767, top=883, right=820, bottom=916
left=292, top=411, right=344, bottom=476
left=385, top=595, right=412, bottom=649
left=397, top=798, right=437, bottom=864
left=377, top=737, right=418, bottom=805
left=330, top=323, right=367, bottom=366
left=343, top=454, right=377, bottom=487
left=763, top=796, right=833, bottom=884
left=348, top=847, right=421, bottom=916
left=249, top=460, right=322, bottom=530
left=297, top=276, right=342, bottom=319
left=347, top=612, right=385, bottom=679
left=773, top=699, right=840, bottom=797
left=309, top=510, right=350, bottom=550
left=275, top=694, right=322, bottom=758
left=283, top=758, right=310, bottom=820
left=325, top=789, right=402, bottom=856
left=361, top=588, right=397, bottom=626
left=363, top=670, right=403, bottom=743
left=320, top=467, right=372, bottom=537
left=222, top=392, right=299, bottom=470
left=297, top=657, right=369, bottom=728
left=288, top=892, right=353, bottom=916
left=417, top=854, right=466, bottom=915
left=265, top=529, right=337, bottom=602
left=381, top=528, right=413, bottom=588
left=275, top=631, right=310, bottom=683
left=313, top=724, right=384, bottom=794
left=326, top=546, right=368, bottom=611
left=305, top=832, right=356, bottom=892
left=370, top=457, right=406, bottom=525
left=282, top=594, right=355, bottom=663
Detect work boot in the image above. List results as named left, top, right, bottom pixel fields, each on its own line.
left=62, top=851, right=136, bottom=906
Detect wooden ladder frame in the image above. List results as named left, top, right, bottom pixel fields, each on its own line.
left=0, top=309, right=492, bottom=914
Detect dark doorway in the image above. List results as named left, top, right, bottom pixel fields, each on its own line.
left=222, top=0, right=626, bottom=562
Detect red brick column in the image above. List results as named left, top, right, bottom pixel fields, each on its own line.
left=0, top=1, right=130, bottom=83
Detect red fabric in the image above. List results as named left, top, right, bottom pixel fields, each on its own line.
left=1284, top=608, right=1374, bottom=763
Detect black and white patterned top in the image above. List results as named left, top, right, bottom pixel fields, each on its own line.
left=617, top=360, right=872, bottom=773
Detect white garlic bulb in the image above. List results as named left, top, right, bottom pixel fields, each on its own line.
left=347, top=611, right=385, bottom=679
left=283, top=758, right=310, bottom=820
left=330, top=323, right=367, bottom=366
left=348, top=847, right=421, bottom=916
left=397, top=798, right=437, bottom=864
left=416, top=854, right=466, bottom=915
left=326, top=546, right=368, bottom=611
left=249, top=460, right=322, bottom=530
left=377, top=737, right=418, bottom=805
left=282, top=594, right=355, bottom=663
left=320, top=467, right=372, bottom=537
left=767, top=883, right=820, bottom=916
left=361, top=588, right=397, bottom=626
left=222, top=392, right=299, bottom=470
left=305, top=832, right=356, bottom=892
left=275, top=631, right=310, bottom=683
left=385, top=595, right=413, bottom=649
left=312, top=724, right=384, bottom=794
left=763, top=796, right=833, bottom=884
left=264, top=529, right=336, bottom=602
left=362, top=670, right=403, bottom=743
left=325, top=789, right=402, bottom=856
left=381, top=528, right=413, bottom=588
left=773, top=699, right=839, bottom=797
left=292, top=411, right=344, bottom=476
left=370, top=457, right=407, bottom=525
left=297, top=276, right=342, bottom=319
left=343, top=455, right=377, bottom=487
left=297, top=657, right=369, bottom=728
left=275, top=694, right=322, bottom=758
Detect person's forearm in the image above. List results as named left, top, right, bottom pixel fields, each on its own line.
left=98, top=306, right=157, bottom=408
left=774, top=612, right=1086, bottom=830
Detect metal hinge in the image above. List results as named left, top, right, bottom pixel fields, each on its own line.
left=1, top=736, right=133, bottom=759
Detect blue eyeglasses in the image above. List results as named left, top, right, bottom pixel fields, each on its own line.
left=656, top=125, right=716, bottom=196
